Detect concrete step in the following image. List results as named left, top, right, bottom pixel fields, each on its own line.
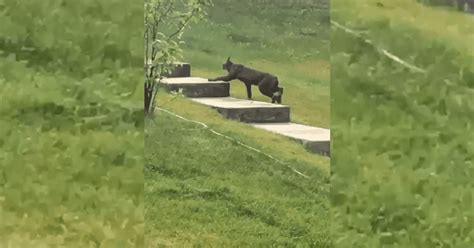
left=191, top=97, right=290, bottom=123
left=160, top=77, right=230, bottom=98
left=251, top=123, right=330, bottom=156
left=164, top=63, right=191, bottom=77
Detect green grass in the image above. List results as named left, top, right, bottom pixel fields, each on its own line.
left=331, top=0, right=474, bottom=247
left=0, top=1, right=144, bottom=247
left=145, top=1, right=331, bottom=246
left=145, top=113, right=329, bottom=247
left=0, top=59, right=144, bottom=248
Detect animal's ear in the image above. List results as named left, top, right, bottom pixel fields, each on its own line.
left=227, top=57, right=230, bottom=62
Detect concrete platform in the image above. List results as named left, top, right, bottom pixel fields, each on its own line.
left=251, top=123, right=330, bottom=156
left=159, top=77, right=230, bottom=98
left=191, top=97, right=290, bottom=123
left=163, top=63, right=191, bottom=77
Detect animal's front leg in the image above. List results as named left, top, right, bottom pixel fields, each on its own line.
left=245, top=83, right=252, bottom=100
left=208, top=75, right=234, bottom=82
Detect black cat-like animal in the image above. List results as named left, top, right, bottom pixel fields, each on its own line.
left=208, top=57, right=284, bottom=104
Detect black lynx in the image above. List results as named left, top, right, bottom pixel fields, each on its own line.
left=208, top=57, right=284, bottom=104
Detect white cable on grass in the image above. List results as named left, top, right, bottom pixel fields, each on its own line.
left=331, top=20, right=427, bottom=74
left=156, top=107, right=310, bottom=179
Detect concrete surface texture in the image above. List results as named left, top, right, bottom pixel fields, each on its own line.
left=165, top=63, right=191, bottom=77
left=190, top=97, right=288, bottom=108
left=251, top=123, right=330, bottom=155
left=160, top=77, right=229, bottom=97
left=191, top=97, right=290, bottom=123
left=251, top=123, right=330, bottom=141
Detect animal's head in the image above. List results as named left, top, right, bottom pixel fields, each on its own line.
left=222, top=57, right=233, bottom=71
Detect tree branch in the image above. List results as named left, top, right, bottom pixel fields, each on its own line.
left=166, top=2, right=202, bottom=41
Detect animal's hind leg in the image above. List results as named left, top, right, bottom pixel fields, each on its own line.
left=274, top=87, right=283, bottom=104
left=269, top=78, right=283, bottom=104
left=258, top=76, right=280, bottom=103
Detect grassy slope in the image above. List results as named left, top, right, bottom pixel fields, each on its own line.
left=331, top=0, right=474, bottom=247
left=145, top=114, right=329, bottom=247
left=145, top=1, right=331, bottom=246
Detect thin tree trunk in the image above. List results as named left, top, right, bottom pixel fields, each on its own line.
left=144, top=79, right=154, bottom=115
